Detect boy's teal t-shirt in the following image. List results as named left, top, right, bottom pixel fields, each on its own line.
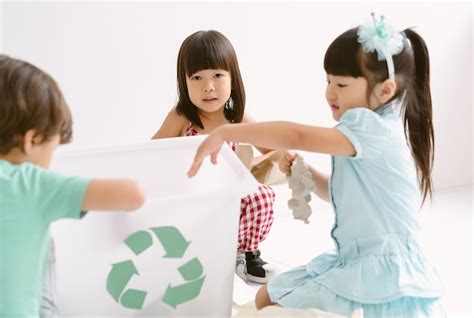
left=0, top=160, right=90, bottom=317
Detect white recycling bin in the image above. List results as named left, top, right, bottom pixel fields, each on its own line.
left=50, top=136, right=257, bottom=317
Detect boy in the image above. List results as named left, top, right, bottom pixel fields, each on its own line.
left=0, top=55, right=146, bottom=317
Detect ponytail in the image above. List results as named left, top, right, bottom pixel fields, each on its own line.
left=402, top=29, right=434, bottom=203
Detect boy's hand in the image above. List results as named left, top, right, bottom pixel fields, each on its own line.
left=187, top=129, right=225, bottom=177
left=278, top=151, right=298, bottom=176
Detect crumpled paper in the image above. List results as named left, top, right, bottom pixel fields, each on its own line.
left=287, top=157, right=316, bottom=224
left=235, top=145, right=316, bottom=223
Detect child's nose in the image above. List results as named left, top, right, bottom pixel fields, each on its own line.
left=326, top=86, right=336, bottom=100
left=203, top=80, right=215, bottom=92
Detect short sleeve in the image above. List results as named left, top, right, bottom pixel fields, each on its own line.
left=335, top=108, right=391, bottom=160
left=30, top=166, right=91, bottom=223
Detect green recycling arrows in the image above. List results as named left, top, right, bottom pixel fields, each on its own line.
left=124, top=230, right=153, bottom=256
left=150, top=226, right=190, bottom=258
left=162, top=276, right=206, bottom=308
left=106, top=260, right=139, bottom=302
left=106, top=226, right=205, bottom=310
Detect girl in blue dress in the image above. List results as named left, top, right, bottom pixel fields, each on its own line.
left=188, top=13, right=444, bottom=317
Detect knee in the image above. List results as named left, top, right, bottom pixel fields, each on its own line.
left=255, top=285, right=273, bottom=310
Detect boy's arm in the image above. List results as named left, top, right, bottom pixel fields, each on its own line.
left=81, top=179, right=146, bottom=212
left=151, top=107, right=188, bottom=139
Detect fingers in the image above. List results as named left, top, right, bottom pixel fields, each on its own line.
left=187, top=158, right=203, bottom=178
left=285, top=151, right=297, bottom=160
left=188, top=132, right=225, bottom=177
left=279, top=151, right=299, bottom=175
left=279, top=158, right=293, bottom=175
left=211, top=153, right=218, bottom=165
left=188, top=144, right=207, bottom=177
left=279, top=162, right=291, bottom=175
left=188, top=150, right=219, bottom=177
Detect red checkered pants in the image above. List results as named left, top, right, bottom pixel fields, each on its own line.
left=237, top=184, right=275, bottom=252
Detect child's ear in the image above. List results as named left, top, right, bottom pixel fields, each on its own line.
left=378, top=79, right=397, bottom=104
left=21, top=129, right=37, bottom=155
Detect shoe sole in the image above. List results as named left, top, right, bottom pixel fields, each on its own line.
left=246, top=274, right=269, bottom=284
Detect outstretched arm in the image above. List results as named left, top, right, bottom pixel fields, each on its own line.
left=188, top=121, right=355, bottom=177
left=222, top=121, right=355, bottom=155
left=241, top=113, right=273, bottom=154
left=81, top=179, right=146, bottom=212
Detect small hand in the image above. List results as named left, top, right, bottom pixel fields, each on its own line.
left=278, top=151, right=298, bottom=176
left=187, top=129, right=225, bottom=177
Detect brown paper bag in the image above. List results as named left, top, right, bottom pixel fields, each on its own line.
left=251, top=151, right=287, bottom=185
left=235, top=144, right=287, bottom=186
left=234, top=144, right=254, bottom=170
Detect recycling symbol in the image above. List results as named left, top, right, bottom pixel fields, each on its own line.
left=106, top=226, right=205, bottom=310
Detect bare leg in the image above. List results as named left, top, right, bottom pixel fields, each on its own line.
left=255, top=285, right=277, bottom=310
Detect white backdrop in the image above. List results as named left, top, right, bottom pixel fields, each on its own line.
left=0, top=3, right=2, bottom=51
left=1, top=1, right=473, bottom=191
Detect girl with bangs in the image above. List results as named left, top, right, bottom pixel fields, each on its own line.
left=188, top=15, right=445, bottom=317
left=153, top=30, right=276, bottom=284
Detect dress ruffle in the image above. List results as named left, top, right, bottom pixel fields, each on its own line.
left=305, top=233, right=443, bottom=304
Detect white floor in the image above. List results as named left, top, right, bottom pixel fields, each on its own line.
left=233, top=184, right=473, bottom=317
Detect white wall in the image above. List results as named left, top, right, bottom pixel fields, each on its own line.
left=472, top=3, right=474, bottom=187
left=2, top=1, right=472, bottom=190
left=0, top=1, right=3, bottom=52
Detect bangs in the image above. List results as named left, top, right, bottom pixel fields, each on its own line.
left=176, top=30, right=245, bottom=128
left=184, top=35, right=232, bottom=76
left=324, top=28, right=363, bottom=77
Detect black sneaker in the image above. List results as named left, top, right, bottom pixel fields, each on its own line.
left=245, top=249, right=274, bottom=284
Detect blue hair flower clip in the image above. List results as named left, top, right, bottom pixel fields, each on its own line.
left=357, top=13, right=404, bottom=79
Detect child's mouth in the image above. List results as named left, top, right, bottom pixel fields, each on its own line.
left=330, top=104, right=340, bottom=111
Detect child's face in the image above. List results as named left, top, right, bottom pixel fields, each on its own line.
left=325, top=74, right=375, bottom=121
left=186, top=69, right=232, bottom=115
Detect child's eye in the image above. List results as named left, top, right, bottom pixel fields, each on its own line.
left=190, top=75, right=201, bottom=81
left=214, top=73, right=225, bottom=78
left=337, top=84, right=347, bottom=88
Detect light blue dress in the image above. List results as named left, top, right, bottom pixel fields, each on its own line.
left=267, top=101, right=445, bottom=317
